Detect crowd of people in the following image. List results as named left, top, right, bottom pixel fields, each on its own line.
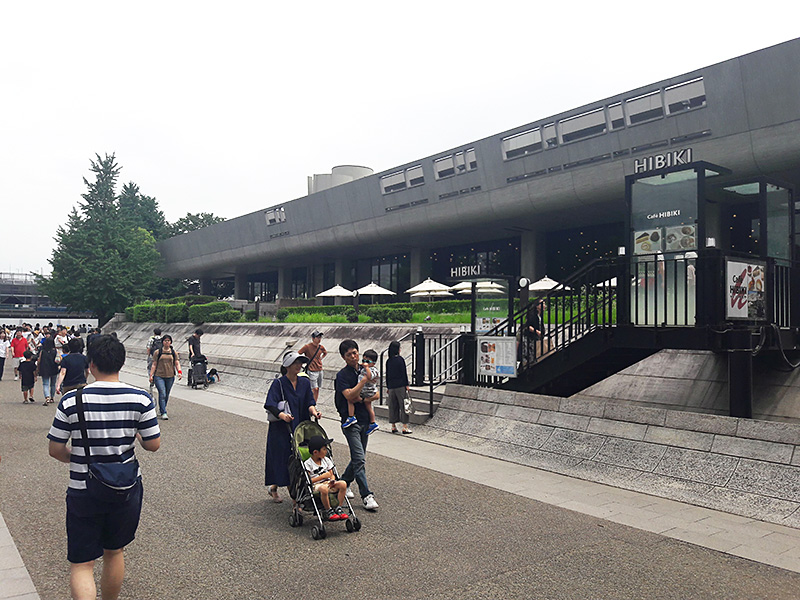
left=1, top=323, right=416, bottom=599
left=0, top=322, right=102, bottom=405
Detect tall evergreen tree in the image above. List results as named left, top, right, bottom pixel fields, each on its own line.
left=118, top=182, right=168, bottom=240
left=38, top=154, right=160, bottom=323
left=167, top=212, right=226, bottom=236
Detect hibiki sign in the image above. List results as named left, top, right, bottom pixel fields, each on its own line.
left=634, top=148, right=693, bottom=174
left=451, top=265, right=481, bottom=278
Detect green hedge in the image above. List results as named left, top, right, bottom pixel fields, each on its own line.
left=279, top=299, right=473, bottom=318
left=205, top=309, right=241, bottom=323
left=164, top=303, right=189, bottom=323
left=188, top=301, right=233, bottom=324
left=244, top=309, right=258, bottom=321
left=124, top=307, right=134, bottom=321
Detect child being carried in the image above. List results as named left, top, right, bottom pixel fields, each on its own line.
left=341, top=349, right=379, bottom=435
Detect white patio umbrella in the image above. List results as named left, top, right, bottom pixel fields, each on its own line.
left=315, top=284, right=355, bottom=297
left=356, top=282, right=396, bottom=303
left=411, top=290, right=453, bottom=298
left=457, top=287, right=504, bottom=295
left=529, top=276, right=571, bottom=291
left=406, top=277, right=451, bottom=294
left=449, top=281, right=506, bottom=292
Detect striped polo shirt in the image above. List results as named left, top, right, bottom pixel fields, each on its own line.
left=47, top=381, right=161, bottom=490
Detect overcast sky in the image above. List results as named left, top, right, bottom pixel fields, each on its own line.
left=2, top=2, right=796, bottom=274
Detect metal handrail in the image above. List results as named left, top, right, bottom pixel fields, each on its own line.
left=427, top=334, right=463, bottom=416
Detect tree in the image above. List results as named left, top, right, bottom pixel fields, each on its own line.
left=118, top=182, right=168, bottom=240
left=38, top=154, right=161, bottom=323
left=167, top=212, right=226, bottom=236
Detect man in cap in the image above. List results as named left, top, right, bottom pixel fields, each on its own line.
left=299, top=330, right=327, bottom=402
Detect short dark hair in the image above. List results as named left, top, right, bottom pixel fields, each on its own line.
left=363, top=349, right=378, bottom=362
left=67, top=337, right=84, bottom=353
left=23, top=350, right=33, bottom=359
left=154, top=327, right=162, bottom=335
left=388, top=340, right=401, bottom=358
left=339, top=339, right=359, bottom=357
left=195, top=329, right=204, bottom=336
left=87, top=335, right=126, bottom=374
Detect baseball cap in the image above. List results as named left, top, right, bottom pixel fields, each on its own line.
left=282, top=351, right=310, bottom=368
left=312, top=330, right=323, bottom=338
left=307, top=435, right=333, bottom=453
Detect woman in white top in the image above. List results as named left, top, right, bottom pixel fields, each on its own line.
left=0, top=329, right=10, bottom=381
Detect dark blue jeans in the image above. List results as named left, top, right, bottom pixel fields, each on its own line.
left=153, top=376, right=175, bottom=415
left=341, top=422, right=371, bottom=499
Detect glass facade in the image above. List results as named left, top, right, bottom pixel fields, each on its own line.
left=431, top=237, right=520, bottom=282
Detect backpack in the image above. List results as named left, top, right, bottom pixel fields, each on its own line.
left=155, top=347, right=177, bottom=369
left=149, top=336, right=163, bottom=356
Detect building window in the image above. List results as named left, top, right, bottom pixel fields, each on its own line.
left=406, top=165, right=425, bottom=187
left=435, top=148, right=478, bottom=179
left=290, top=267, right=307, bottom=299
left=543, top=123, right=557, bottom=149
left=265, top=207, right=286, bottom=225
left=502, top=128, right=542, bottom=160
left=626, top=90, right=664, bottom=125
left=560, top=108, right=607, bottom=143
left=354, top=254, right=410, bottom=301
left=608, top=102, right=624, bottom=130
left=665, top=78, right=706, bottom=115
left=381, top=171, right=406, bottom=194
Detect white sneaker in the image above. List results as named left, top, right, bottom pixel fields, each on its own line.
left=345, top=486, right=355, bottom=499
left=363, top=494, right=378, bottom=511
left=161, top=413, right=169, bottom=420
left=14, top=375, right=18, bottom=381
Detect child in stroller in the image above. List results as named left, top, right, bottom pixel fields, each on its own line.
left=288, top=420, right=361, bottom=539
left=304, top=435, right=349, bottom=521
left=188, top=354, right=208, bottom=389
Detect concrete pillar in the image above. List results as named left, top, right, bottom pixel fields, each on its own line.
left=277, top=267, right=287, bottom=300
left=520, top=231, right=546, bottom=281
left=199, top=278, right=213, bottom=296
left=234, top=273, right=248, bottom=300
left=334, top=259, right=345, bottom=306
left=409, top=247, right=430, bottom=303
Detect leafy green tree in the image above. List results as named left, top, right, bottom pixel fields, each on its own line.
left=38, top=154, right=161, bottom=323
left=167, top=212, right=226, bottom=236
left=118, top=182, right=168, bottom=240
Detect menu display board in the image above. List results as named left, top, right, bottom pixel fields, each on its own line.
left=477, top=336, right=517, bottom=377
left=633, top=229, right=662, bottom=255
left=664, top=224, right=697, bottom=252
left=725, top=259, right=766, bottom=320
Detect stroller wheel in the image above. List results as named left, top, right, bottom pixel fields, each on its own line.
left=296, top=512, right=303, bottom=526
left=311, top=524, right=326, bottom=540
left=352, top=517, right=362, bottom=532
left=345, top=518, right=355, bottom=533
left=289, top=513, right=297, bottom=527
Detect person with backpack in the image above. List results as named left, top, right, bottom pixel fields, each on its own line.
left=145, top=328, right=163, bottom=395
left=148, top=334, right=182, bottom=420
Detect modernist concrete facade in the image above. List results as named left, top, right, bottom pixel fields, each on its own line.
left=158, top=38, right=800, bottom=302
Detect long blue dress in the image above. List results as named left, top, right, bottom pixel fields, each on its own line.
left=264, top=375, right=316, bottom=487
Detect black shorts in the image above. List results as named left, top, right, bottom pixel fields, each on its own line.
left=66, top=482, right=143, bottom=564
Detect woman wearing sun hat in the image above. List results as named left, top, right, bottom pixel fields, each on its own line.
left=264, top=351, right=322, bottom=503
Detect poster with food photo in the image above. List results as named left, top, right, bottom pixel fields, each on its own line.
left=477, top=337, right=517, bottom=377
left=664, top=225, right=697, bottom=252
left=634, top=229, right=663, bottom=255
left=725, top=259, right=766, bottom=320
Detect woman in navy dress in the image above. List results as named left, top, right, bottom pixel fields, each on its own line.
left=264, top=351, right=321, bottom=502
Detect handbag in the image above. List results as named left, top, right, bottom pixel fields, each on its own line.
left=403, top=390, right=415, bottom=415
left=74, top=388, right=141, bottom=504
left=266, top=377, right=292, bottom=423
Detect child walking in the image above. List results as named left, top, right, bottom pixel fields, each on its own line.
left=303, top=435, right=349, bottom=521
left=19, top=350, right=38, bottom=403
left=341, top=349, right=379, bottom=435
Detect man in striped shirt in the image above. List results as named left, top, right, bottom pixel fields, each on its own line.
left=48, top=334, right=161, bottom=600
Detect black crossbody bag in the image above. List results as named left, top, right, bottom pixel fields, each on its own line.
left=75, top=388, right=141, bottom=503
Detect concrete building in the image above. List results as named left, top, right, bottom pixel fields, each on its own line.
left=158, top=38, right=800, bottom=302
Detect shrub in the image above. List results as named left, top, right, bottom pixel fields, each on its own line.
left=276, top=308, right=289, bottom=321
left=164, top=303, right=189, bottom=323
left=387, top=308, right=412, bottom=323
left=205, top=309, right=241, bottom=323
left=188, top=301, right=233, bottom=324
left=124, top=307, right=134, bottom=321
left=133, top=303, right=158, bottom=322
left=366, top=307, right=388, bottom=323
left=244, top=309, right=258, bottom=321
left=345, top=308, right=359, bottom=323
left=168, top=295, right=216, bottom=306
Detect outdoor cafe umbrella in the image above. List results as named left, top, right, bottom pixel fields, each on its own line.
left=529, top=276, right=571, bottom=291
left=356, top=282, right=396, bottom=303
left=315, top=284, right=355, bottom=297
left=411, top=290, right=453, bottom=298
left=449, top=281, right=506, bottom=292
left=406, top=277, right=451, bottom=294
left=594, top=277, right=617, bottom=288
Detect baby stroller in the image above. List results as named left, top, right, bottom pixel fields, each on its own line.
left=288, top=420, right=362, bottom=540
left=188, top=354, right=208, bottom=389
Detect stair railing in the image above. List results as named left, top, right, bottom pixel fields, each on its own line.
left=427, top=334, right=463, bottom=416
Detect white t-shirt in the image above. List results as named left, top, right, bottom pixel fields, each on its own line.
left=303, top=455, right=334, bottom=481
left=0, top=339, right=9, bottom=359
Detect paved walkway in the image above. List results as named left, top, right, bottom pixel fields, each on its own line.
left=2, top=367, right=799, bottom=599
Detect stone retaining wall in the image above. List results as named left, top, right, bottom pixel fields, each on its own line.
left=418, top=384, right=800, bottom=529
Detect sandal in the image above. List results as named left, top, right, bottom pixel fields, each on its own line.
left=391, top=428, right=398, bottom=434
left=268, top=486, right=283, bottom=503
left=402, top=428, right=413, bottom=434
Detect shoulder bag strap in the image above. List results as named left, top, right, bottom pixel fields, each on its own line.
left=74, top=388, right=92, bottom=464
left=303, top=346, right=320, bottom=373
